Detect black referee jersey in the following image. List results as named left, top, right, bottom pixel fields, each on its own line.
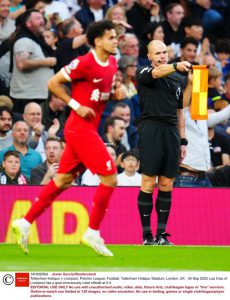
left=136, top=66, right=184, bottom=126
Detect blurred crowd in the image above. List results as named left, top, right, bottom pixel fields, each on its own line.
left=0, top=0, right=230, bottom=186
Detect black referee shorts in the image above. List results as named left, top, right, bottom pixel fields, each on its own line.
left=138, top=121, right=180, bottom=178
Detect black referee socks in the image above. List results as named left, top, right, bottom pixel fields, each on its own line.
left=138, top=190, right=153, bottom=236
left=155, top=190, right=172, bottom=237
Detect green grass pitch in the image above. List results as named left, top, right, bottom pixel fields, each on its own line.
left=0, top=244, right=230, bottom=271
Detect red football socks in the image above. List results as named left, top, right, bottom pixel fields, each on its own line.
left=25, top=180, right=63, bottom=224
left=89, top=183, right=115, bottom=230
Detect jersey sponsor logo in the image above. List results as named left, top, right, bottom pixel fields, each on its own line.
left=90, top=90, right=110, bottom=102
left=93, top=78, right=103, bottom=83
left=106, top=160, right=112, bottom=171
left=69, top=59, right=79, bottom=70
left=90, top=89, right=100, bottom=101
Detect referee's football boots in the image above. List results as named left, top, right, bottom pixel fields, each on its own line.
left=143, top=232, right=157, bottom=245
left=155, top=232, right=173, bottom=246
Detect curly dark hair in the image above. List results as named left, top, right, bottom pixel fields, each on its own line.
left=86, top=20, right=115, bottom=47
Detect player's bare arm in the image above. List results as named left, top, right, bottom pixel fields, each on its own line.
left=48, top=71, right=96, bottom=119
left=16, top=51, right=57, bottom=71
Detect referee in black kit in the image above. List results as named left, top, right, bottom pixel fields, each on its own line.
left=136, top=40, right=191, bottom=245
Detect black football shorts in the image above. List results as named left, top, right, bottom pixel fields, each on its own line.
left=138, top=121, right=180, bottom=178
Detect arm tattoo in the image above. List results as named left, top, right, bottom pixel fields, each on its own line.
left=16, top=51, right=30, bottom=61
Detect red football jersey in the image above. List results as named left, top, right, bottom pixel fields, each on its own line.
left=61, top=49, right=117, bottom=129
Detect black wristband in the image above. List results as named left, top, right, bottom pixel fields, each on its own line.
left=173, top=62, right=179, bottom=71
left=181, top=138, right=188, bottom=146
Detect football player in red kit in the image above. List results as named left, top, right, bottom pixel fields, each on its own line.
left=12, top=20, right=119, bottom=257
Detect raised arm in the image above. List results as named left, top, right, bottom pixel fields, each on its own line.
left=152, top=61, right=191, bottom=78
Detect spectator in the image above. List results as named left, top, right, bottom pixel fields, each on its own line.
left=182, top=15, right=211, bottom=60
left=222, top=72, right=230, bottom=103
left=97, top=69, right=128, bottom=135
left=214, top=38, right=230, bottom=78
left=126, top=0, right=160, bottom=41
left=207, top=67, right=226, bottom=109
left=10, top=9, right=57, bottom=113
left=42, top=29, right=58, bottom=51
left=59, top=0, right=81, bottom=15
left=40, top=91, right=70, bottom=134
left=139, top=21, right=170, bottom=66
left=161, top=3, right=184, bottom=55
left=56, top=17, right=88, bottom=71
left=0, top=121, right=42, bottom=177
left=117, top=55, right=138, bottom=99
left=30, top=137, right=62, bottom=185
left=119, top=33, right=139, bottom=61
left=81, top=143, right=116, bottom=186
left=111, top=102, right=139, bottom=150
left=201, top=53, right=217, bottom=69
left=117, top=150, right=141, bottom=186
left=25, top=0, right=52, bottom=16
left=0, top=0, right=16, bottom=94
left=23, top=102, right=60, bottom=161
left=0, top=0, right=15, bottom=43
left=9, top=0, right=25, bottom=20
left=0, top=95, right=23, bottom=122
left=208, top=119, right=230, bottom=168
left=45, top=0, right=71, bottom=23
left=169, top=37, right=199, bottom=89
left=105, top=4, right=132, bottom=38
left=75, top=0, right=108, bottom=31
left=187, top=0, right=225, bottom=40
left=211, top=99, right=230, bottom=158
left=0, top=150, right=29, bottom=184
left=0, top=106, right=13, bottom=150
left=208, top=165, right=230, bottom=187
left=102, top=116, right=126, bottom=166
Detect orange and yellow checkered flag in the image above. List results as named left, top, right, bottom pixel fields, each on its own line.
left=191, top=65, right=208, bottom=120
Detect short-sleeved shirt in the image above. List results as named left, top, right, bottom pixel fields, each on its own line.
left=56, top=38, right=89, bottom=71
left=10, top=37, right=54, bottom=99
left=30, top=161, right=48, bottom=185
left=0, top=18, right=15, bottom=43
left=209, top=130, right=230, bottom=167
left=0, top=145, right=43, bottom=177
left=208, top=87, right=222, bottom=109
left=136, top=66, right=183, bottom=126
left=61, top=49, right=117, bottom=129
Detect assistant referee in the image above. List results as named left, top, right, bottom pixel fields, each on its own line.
left=136, top=40, right=191, bottom=245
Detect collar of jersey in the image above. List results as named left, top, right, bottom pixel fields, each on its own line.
left=91, top=49, right=109, bottom=67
